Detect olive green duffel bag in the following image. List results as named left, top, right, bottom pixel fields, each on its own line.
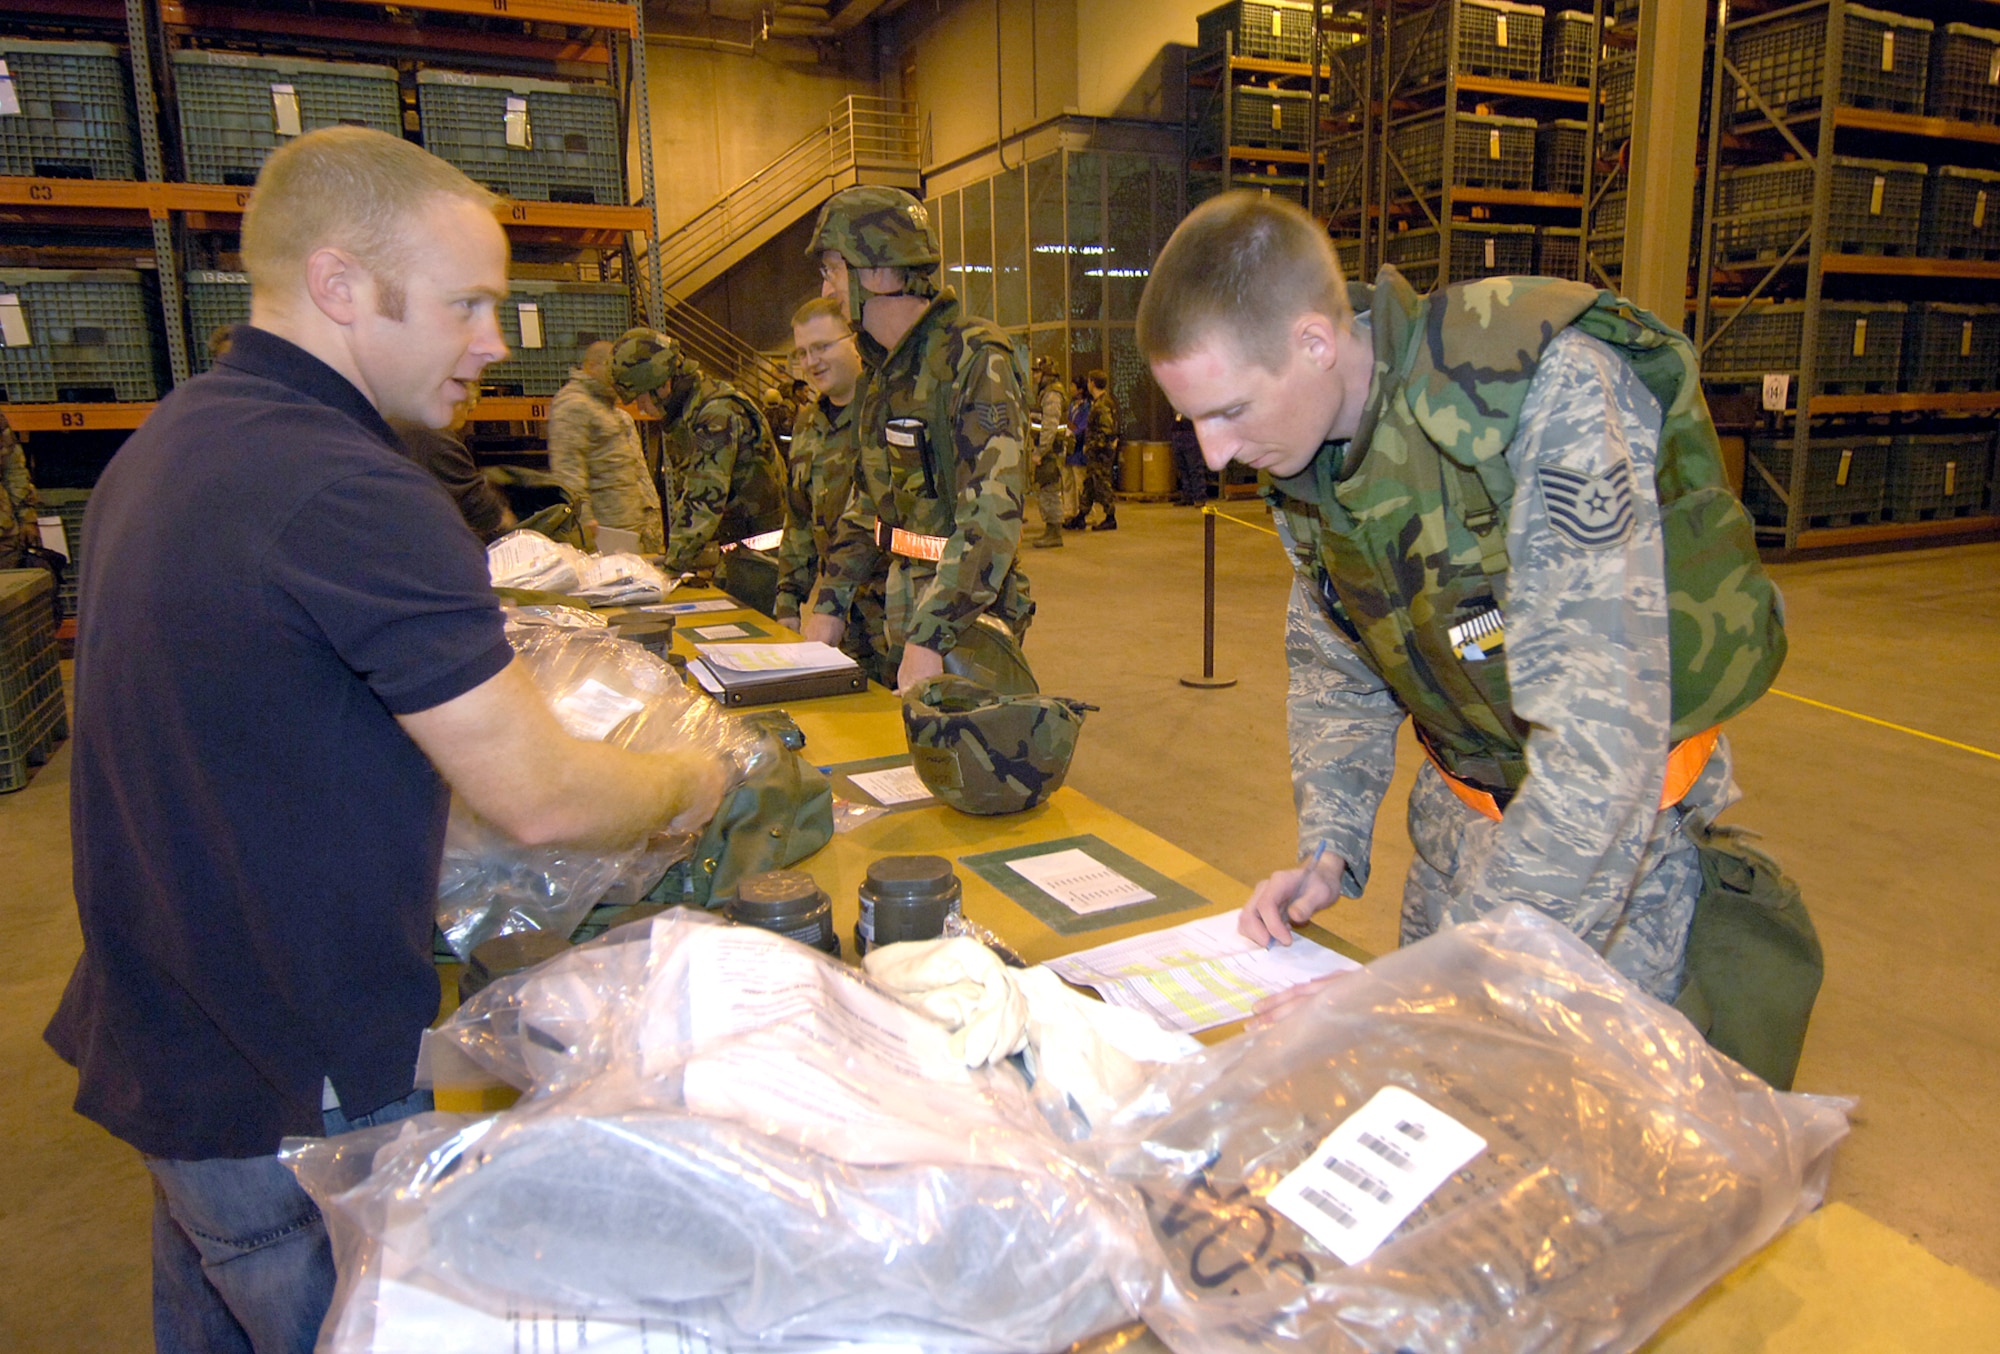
left=1673, top=824, right=1824, bottom=1092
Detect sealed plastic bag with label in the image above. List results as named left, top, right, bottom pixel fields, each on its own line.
left=434, top=626, right=763, bottom=960
left=1097, top=906, right=1851, bottom=1354
left=287, top=910, right=1159, bottom=1353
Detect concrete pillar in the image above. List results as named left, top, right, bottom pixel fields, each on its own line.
left=1623, top=0, right=1707, bottom=321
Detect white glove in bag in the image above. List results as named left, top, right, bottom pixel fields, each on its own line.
left=285, top=911, right=1160, bottom=1353
left=863, top=936, right=1031, bottom=1067
left=434, top=627, right=762, bottom=961
left=1095, top=906, right=1851, bottom=1354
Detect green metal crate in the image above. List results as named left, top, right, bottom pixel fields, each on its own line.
left=1395, top=0, right=1545, bottom=85
left=1538, top=225, right=1581, bottom=279
left=1535, top=118, right=1589, bottom=193
left=482, top=280, right=631, bottom=398
left=1704, top=299, right=1905, bottom=393
left=1228, top=86, right=1315, bottom=150
left=1335, top=238, right=1363, bottom=278
left=1382, top=223, right=1535, bottom=284
left=0, top=569, right=65, bottom=793
left=417, top=71, right=622, bottom=205
left=184, top=270, right=251, bottom=373
left=1919, top=165, right=2000, bottom=260
left=172, top=50, right=403, bottom=187
left=1929, top=23, right=2000, bottom=124
left=1542, top=10, right=1598, bottom=87
left=1725, top=3, right=1932, bottom=125
left=1197, top=1, right=1319, bottom=63
left=37, top=488, right=87, bottom=619
left=1325, top=133, right=1367, bottom=216
left=0, top=268, right=160, bottom=403
left=1388, top=110, right=1536, bottom=195
left=1743, top=434, right=1891, bottom=528
left=0, top=38, right=140, bottom=181
left=1588, top=188, right=1625, bottom=282
left=1901, top=303, right=2000, bottom=392
left=1885, top=432, right=1992, bottom=520
left=1600, top=54, right=1635, bottom=143
left=1713, top=156, right=1924, bottom=261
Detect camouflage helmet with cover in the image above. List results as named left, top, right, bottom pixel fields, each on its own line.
left=609, top=328, right=701, bottom=414
left=810, top=185, right=942, bottom=321
left=902, top=675, right=1094, bottom=815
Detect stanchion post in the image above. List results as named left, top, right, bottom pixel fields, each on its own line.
left=1181, top=506, right=1238, bottom=689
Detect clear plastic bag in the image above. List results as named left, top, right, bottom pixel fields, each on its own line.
left=434, top=628, right=764, bottom=961
left=1096, top=905, right=1851, bottom=1354
left=288, top=911, right=1160, bottom=1353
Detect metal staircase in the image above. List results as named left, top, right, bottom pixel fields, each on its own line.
left=644, top=96, right=923, bottom=396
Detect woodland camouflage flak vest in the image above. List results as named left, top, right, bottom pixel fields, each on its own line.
left=1264, top=268, right=1786, bottom=795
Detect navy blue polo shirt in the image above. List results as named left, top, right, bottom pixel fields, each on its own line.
left=45, top=325, right=512, bottom=1160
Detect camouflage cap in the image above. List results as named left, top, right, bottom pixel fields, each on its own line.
left=902, top=675, right=1095, bottom=816
left=809, top=185, right=941, bottom=271
left=608, top=327, right=696, bottom=401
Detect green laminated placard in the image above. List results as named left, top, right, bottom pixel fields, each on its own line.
left=957, top=834, right=1215, bottom=934
left=822, top=753, right=937, bottom=813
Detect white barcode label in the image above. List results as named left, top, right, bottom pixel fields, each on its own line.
left=1495, top=14, right=1508, bottom=46
left=0, top=293, right=28, bottom=348
left=0, top=60, right=18, bottom=118
left=517, top=301, right=543, bottom=349
left=1870, top=175, right=1885, bottom=215
left=1963, top=321, right=1975, bottom=357
left=1761, top=373, right=1791, bottom=412
left=1488, top=128, right=1501, bottom=158
left=1271, top=9, right=1282, bottom=35
left=1852, top=318, right=1868, bottom=356
left=1977, top=191, right=1989, bottom=229
left=1946, top=461, right=1959, bottom=495
left=1882, top=30, right=1895, bottom=72
left=1990, top=48, right=2000, bottom=85
left=1485, top=236, right=1496, bottom=268
left=1268, top=1086, right=1487, bottom=1265
left=504, top=96, right=532, bottom=149
left=1837, top=448, right=1854, bottom=486
left=271, top=83, right=301, bottom=137
left=1272, top=102, right=1284, bottom=130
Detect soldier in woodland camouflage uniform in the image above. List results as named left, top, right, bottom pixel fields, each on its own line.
left=804, top=185, right=1033, bottom=694
left=1139, top=194, right=1785, bottom=1001
left=547, top=340, right=664, bottom=554
left=1028, top=357, right=1068, bottom=548
left=0, top=411, right=44, bottom=569
left=609, top=328, right=784, bottom=576
left=774, top=296, right=890, bottom=683
left=1063, top=370, right=1121, bottom=531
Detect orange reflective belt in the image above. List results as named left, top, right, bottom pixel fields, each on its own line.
left=873, top=518, right=948, bottom=562
left=1423, top=725, right=1722, bottom=824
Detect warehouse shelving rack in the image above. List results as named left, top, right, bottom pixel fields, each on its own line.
left=0, top=0, right=661, bottom=436
left=1315, top=0, right=1627, bottom=291
left=1692, top=0, right=2000, bottom=552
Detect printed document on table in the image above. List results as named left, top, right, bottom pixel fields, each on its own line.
left=1007, top=847, right=1156, bottom=914
left=847, top=765, right=934, bottom=806
left=642, top=596, right=740, bottom=615
left=694, top=641, right=858, bottom=674
left=1045, top=910, right=1359, bottom=1034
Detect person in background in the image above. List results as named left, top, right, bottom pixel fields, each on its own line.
left=805, top=185, right=1033, bottom=693
left=1169, top=412, right=1206, bottom=506
left=547, top=338, right=664, bottom=553
left=774, top=296, right=889, bottom=682
left=607, top=329, right=784, bottom=576
left=0, top=410, right=42, bottom=570
left=45, top=126, right=724, bottom=1354
left=763, top=383, right=795, bottom=455
left=1027, top=356, right=1068, bottom=550
left=1064, top=369, right=1121, bottom=532
left=1063, top=376, right=1089, bottom=521
left=390, top=390, right=516, bottom=543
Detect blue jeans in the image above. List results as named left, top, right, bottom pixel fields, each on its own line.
left=145, top=1087, right=432, bottom=1354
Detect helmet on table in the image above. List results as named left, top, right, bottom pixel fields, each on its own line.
left=902, top=675, right=1094, bottom=816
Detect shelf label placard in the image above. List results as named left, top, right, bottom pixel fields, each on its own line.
left=0, top=293, right=29, bottom=348
left=0, top=60, right=18, bottom=117
left=1761, top=374, right=1791, bottom=413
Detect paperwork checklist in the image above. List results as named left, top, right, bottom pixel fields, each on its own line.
left=1044, top=910, right=1359, bottom=1033
left=694, top=640, right=857, bottom=673
left=1007, top=847, right=1156, bottom=914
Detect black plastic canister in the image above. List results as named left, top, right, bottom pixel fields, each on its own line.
left=855, top=854, right=963, bottom=956
left=612, top=615, right=676, bottom=659
left=726, top=869, right=840, bottom=955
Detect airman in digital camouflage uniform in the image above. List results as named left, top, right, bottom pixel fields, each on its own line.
left=1064, top=369, right=1121, bottom=531
left=547, top=340, right=664, bottom=554
left=804, top=185, right=1033, bottom=694
left=0, top=411, right=45, bottom=569
left=609, top=328, right=784, bottom=576
left=1139, top=194, right=1785, bottom=1001
left=774, top=295, right=889, bottom=683
left=1028, top=357, right=1068, bottom=549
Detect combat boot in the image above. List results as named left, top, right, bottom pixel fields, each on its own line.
left=1061, top=512, right=1088, bottom=530
left=1090, top=514, right=1118, bottom=531
left=1031, top=524, right=1065, bottom=548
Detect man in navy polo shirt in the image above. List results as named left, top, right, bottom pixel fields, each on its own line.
left=45, top=127, right=725, bottom=1354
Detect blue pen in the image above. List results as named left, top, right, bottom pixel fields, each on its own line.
left=1269, top=840, right=1328, bottom=951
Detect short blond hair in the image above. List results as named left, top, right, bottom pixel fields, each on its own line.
left=241, top=126, right=499, bottom=321
left=790, top=294, right=849, bottom=331
left=1136, top=192, right=1351, bottom=371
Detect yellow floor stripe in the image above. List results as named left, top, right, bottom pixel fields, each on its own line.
left=1205, top=504, right=1281, bottom=539
left=1769, top=688, right=2000, bottom=763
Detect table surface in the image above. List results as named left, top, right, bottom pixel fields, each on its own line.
left=455, top=588, right=2000, bottom=1351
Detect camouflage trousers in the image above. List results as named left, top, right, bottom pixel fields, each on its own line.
left=1033, top=439, right=1065, bottom=529
left=1397, top=752, right=1733, bottom=1003
left=1075, top=444, right=1119, bottom=519
left=843, top=586, right=895, bottom=687
left=883, top=558, right=1033, bottom=659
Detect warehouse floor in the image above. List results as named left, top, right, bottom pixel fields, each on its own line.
left=2, top=504, right=1996, bottom=1350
